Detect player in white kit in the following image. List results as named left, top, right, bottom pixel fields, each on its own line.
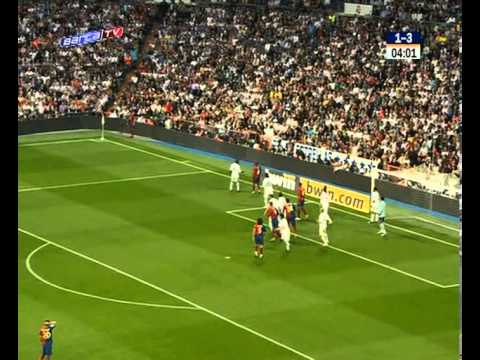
left=278, top=214, right=291, bottom=251
left=262, top=173, right=274, bottom=207
left=369, top=187, right=380, bottom=223
left=277, top=192, right=287, bottom=214
left=318, top=211, right=330, bottom=246
left=229, top=160, right=242, bottom=192
left=320, top=186, right=333, bottom=224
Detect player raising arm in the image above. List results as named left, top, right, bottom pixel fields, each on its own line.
left=296, top=182, right=308, bottom=220
left=262, top=172, right=274, bottom=207
left=320, top=186, right=333, bottom=224
left=39, top=320, right=56, bottom=360
left=252, top=218, right=266, bottom=259
left=229, top=160, right=242, bottom=192
left=252, top=162, right=262, bottom=194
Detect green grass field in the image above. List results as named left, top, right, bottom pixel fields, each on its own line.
left=19, top=130, right=460, bottom=360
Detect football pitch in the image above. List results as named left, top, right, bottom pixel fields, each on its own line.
left=19, top=130, right=459, bottom=360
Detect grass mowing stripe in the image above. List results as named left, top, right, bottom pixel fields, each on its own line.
left=26, top=243, right=199, bottom=311
left=105, top=137, right=459, bottom=249
left=18, top=170, right=208, bottom=193
left=19, top=228, right=316, bottom=360
left=226, top=210, right=452, bottom=289
left=18, top=138, right=96, bottom=147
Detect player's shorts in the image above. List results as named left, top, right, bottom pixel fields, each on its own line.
left=287, top=214, right=296, bottom=225
left=231, top=176, right=239, bottom=182
left=379, top=217, right=385, bottom=224
left=371, top=202, right=378, bottom=212
left=42, top=342, right=53, bottom=356
left=255, top=235, right=264, bottom=245
left=319, top=225, right=327, bottom=235
left=253, top=175, right=260, bottom=184
left=271, top=217, right=279, bottom=229
left=297, top=199, right=305, bottom=208
left=281, top=232, right=291, bottom=242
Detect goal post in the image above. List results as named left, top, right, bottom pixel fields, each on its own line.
left=370, top=166, right=460, bottom=213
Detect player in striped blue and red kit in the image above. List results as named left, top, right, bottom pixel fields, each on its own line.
left=39, top=320, right=56, bottom=360
left=264, top=201, right=281, bottom=241
left=252, top=218, right=266, bottom=258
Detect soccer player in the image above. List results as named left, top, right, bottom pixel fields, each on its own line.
left=377, top=196, right=387, bottom=236
left=252, top=162, right=262, bottom=193
left=229, top=160, right=242, bottom=192
left=318, top=211, right=330, bottom=246
left=284, top=198, right=297, bottom=232
left=39, top=320, right=56, bottom=360
left=264, top=201, right=281, bottom=241
left=369, top=187, right=380, bottom=223
left=277, top=192, right=287, bottom=214
left=252, top=218, right=266, bottom=258
left=296, top=182, right=308, bottom=219
left=262, top=172, right=274, bottom=207
left=320, top=186, right=333, bottom=224
left=278, top=213, right=291, bottom=252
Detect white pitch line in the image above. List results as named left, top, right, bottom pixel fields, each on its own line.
left=413, top=217, right=459, bottom=232
left=102, top=138, right=458, bottom=250
left=18, top=170, right=208, bottom=193
left=327, top=206, right=459, bottom=249
left=26, top=243, right=199, bottom=311
left=440, top=283, right=460, bottom=289
left=227, top=207, right=266, bottom=213
left=19, top=228, right=315, bottom=360
left=18, top=138, right=96, bottom=147
left=226, top=211, right=451, bottom=289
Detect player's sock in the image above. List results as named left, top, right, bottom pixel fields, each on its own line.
left=380, top=223, right=386, bottom=234
left=285, top=242, right=290, bottom=251
left=236, top=182, right=240, bottom=192
left=229, top=182, right=233, bottom=191
left=369, top=213, right=374, bottom=223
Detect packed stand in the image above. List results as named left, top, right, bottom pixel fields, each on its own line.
left=112, top=3, right=460, bottom=178
left=18, top=0, right=153, bottom=120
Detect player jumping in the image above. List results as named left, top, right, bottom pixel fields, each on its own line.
left=296, top=182, right=308, bottom=220
left=229, top=160, right=242, bottom=192
left=252, top=162, right=262, bottom=193
left=253, top=218, right=266, bottom=259
left=39, top=320, right=56, bottom=360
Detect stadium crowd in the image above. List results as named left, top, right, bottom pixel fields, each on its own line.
left=18, top=1, right=461, bottom=182
left=18, top=0, right=153, bottom=120
left=112, top=3, right=460, bottom=176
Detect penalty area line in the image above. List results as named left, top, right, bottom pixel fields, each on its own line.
left=18, top=227, right=316, bottom=360
left=226, top=211, right=452, bottom=289
left=101, top=137, right=457, bottom=250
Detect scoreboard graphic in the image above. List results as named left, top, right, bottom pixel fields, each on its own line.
left=385, top=32, right=422, bottom=60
